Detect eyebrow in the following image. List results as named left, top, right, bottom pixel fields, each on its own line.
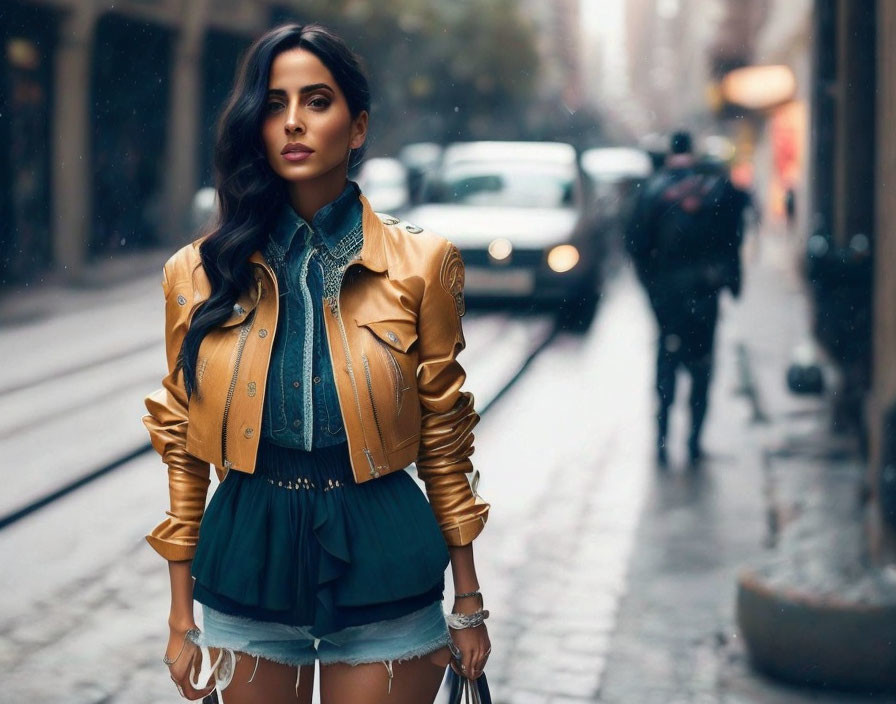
left=267, top=83, right=334, bottom=96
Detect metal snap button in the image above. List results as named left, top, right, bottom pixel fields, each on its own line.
left=258, top=328, right=268, bottom=338
left=293, top=381, right=300, bottom=388
left=405, top=224, right=423, bottom=234
left=387, top=331, right=399, bottom=344
left=177, top=294, right=187, bottom=306
left=293, top=419, right=302, bottom=428
left=313, top=376, right=321, bottom=384
left=244, top=427, right=254, bottom=438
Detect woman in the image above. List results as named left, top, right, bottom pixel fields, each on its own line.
left=143, top=23, right=491, bottom=703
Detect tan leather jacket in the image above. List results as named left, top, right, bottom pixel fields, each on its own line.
left=143, top=194, right=489, bottom=561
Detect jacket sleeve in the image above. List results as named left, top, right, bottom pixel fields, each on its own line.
left=142, top=256, right=211, bottom=562
left=415, top=239, right=490, bottom=546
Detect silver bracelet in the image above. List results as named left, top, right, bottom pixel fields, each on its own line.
left=162, top=627, right=201, bottom=667
left=445, top=609, right=490, bottom=630
left=454, top=590, right=482, bottom=600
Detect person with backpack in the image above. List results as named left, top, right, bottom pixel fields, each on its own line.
left=625, top=131, right=745, bottom=467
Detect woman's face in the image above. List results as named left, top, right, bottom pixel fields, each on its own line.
left=262, top=47, right=367, bottom=186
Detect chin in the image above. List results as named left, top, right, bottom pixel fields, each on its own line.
left=283, top=163, right=345, bottom=185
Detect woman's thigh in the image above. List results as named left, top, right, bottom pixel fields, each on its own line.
left=319, top=649, right=448, bottom=704
left=216, top=650, right=314, bottom=704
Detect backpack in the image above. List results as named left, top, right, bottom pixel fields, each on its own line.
left=651, top=169, right=730, bottom=263
left=631, top=166, right=743, bottom=296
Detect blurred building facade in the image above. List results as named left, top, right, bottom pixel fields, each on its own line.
left=618, top=0, right=771, bottom=135
left=836, top=0, right=896, bottom=554
left=521, top=0, right=584, bottom=111
left=1, top=0, right=548, bottom=288
left=1, top=0, right=266, bottom=286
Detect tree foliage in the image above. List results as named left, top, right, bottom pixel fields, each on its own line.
left=275, top=0, right=541, bottom=152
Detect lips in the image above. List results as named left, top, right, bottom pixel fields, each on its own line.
left=282, top=142, right=313, bottom=155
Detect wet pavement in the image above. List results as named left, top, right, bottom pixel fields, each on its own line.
left=597, top=234, right=884, bottom=704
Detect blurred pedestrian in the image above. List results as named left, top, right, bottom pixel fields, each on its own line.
left=142, top=23, right=490, bottom=702
left=626, top=130, right=744, bottom=467
left=785, top=187, right=796, bottom=231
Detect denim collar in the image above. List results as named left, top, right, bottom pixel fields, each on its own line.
left=269, top=180, right=362, bottom=255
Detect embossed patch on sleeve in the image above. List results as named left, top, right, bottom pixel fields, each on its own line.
left=440, top=245, right=466, bottom=317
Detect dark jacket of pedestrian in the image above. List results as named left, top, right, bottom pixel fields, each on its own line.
left=625, top=155, right=744, bottom=311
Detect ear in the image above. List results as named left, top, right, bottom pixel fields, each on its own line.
left=350, top=110, right=369, bottom=150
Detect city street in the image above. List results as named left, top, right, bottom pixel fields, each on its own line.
left=0, top=232, right=877, bottom=703
left=5, top=0, right=896, bottom=701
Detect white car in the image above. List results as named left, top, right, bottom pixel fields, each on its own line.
left=405, top=141, right=601, bottom=330
left=354, top=157, right=411, bottom=215
left=580, top=147, right=653, bottom=220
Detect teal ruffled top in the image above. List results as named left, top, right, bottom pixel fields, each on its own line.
left=191, top=432, right=450, bottom=637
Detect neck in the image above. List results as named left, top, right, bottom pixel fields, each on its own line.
left=287, top=167, right=349, bottom=223
left=666, top=153, right=695, bottom=168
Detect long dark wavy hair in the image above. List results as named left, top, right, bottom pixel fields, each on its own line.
left=176, top=23, right=370, bottom=400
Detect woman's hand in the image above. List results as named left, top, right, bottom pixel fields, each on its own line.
left=165, top=625, right=216, bottom=700
left=448, top=594, right=491, bottom=680
left=448, top=621, right=491, bottom=680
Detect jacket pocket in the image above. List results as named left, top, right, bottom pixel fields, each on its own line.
left=355, top=316, right=420, bottom=450
left=356, top=318, right=418, bottom=353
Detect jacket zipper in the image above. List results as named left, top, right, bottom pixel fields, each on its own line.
left=329, top=264, right=381, bottom=477
left=361, top=352, right=387, bottom=455
left=221, top=307, right=257, bottom=469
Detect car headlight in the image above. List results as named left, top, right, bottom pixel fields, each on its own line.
left=488, top=238, right=513, bottom=262
left=547, top=244, right=579, bottom=273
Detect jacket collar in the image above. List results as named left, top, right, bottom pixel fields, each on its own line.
left=269, top=180, right=362, bottom=255
left=251, top=190, right=388, bottom=274
left=356, top=193, right=389, bottom=273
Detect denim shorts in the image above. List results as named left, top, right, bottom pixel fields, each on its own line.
left=195, top=599, right=452, bottom=686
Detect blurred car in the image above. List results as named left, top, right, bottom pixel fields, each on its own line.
left=397, top=142, right=443, bottom=204
left=189, top=186, right=218, bottom=234
left=580, top=147, right=653, bottom=222
left=405, top=140, right=601, bottom=330
left=354, top=157, right=411, bottom=215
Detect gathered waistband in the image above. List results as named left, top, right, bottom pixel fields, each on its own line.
left=252, top=438, right=354, bottom=487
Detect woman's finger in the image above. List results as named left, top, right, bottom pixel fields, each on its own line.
left=462, top=647, right=476, bottom=680
left=171, top=645, right=216, bottom=700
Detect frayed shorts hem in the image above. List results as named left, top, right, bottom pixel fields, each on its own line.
left=197, top=600, right=451, bottom=668
left=196, top=641, right=317, bottom=668
left=316, top=632, right=453, bottom=667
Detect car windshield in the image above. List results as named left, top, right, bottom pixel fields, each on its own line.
left=426, top=162, right=576, bottom=209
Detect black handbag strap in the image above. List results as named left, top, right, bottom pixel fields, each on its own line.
left=446, top=670, right=491, bottom=704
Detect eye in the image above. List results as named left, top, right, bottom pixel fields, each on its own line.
left=308, top=96, right=331, bottom=109
left=266, top=101, right=285, bottom=113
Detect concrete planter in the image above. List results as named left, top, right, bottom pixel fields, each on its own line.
left=737, top=569, right=896, bottom=691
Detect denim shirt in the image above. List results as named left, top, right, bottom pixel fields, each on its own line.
left=261, top=181, right=364, bottom=449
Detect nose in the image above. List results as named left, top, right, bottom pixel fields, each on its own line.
left=285, top=103, right=304, bottom=134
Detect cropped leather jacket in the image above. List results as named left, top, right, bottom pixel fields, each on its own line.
left=143, top=194, right=490, bottom=561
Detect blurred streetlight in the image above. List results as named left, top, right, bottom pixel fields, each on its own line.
left=721, top=64, right=797, bottom=111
